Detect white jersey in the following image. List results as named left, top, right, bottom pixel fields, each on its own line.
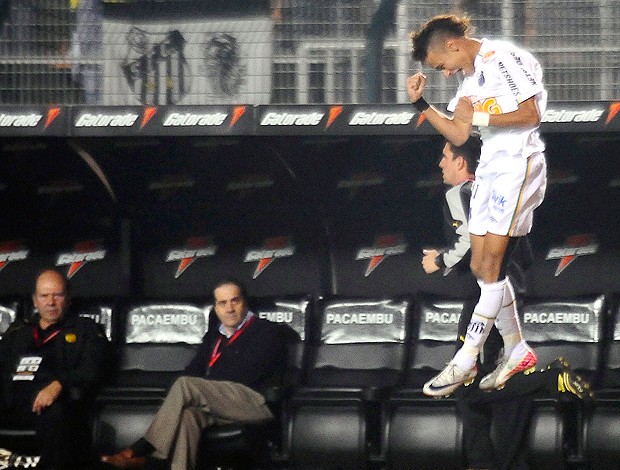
left=447, top=38, right=547, bottom=164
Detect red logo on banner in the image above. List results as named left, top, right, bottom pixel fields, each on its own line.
left=230, top=106, right=246, bottom=127
left=0, top=241, right=29, bottom=273
left=45, top=108, right=61, bottom=128
left=141, top=106, right=157, bottom=128
left=56, top=241, right=107, bottom=279
left=606, top=103, right=620, bottom=125
left=326, top=106, right=343, bottom=128
left=165, top=237, right=217, bottom=278
left=545, top=234, right=599, bottom=277
left=244, top=236, right=295, bottom=279
left=356, top=234, right=408, bottom=277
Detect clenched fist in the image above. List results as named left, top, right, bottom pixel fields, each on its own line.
left=406, top=72, right=427, bottom=103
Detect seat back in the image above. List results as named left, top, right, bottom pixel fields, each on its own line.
left=110, top=300, right=211, bottom=391
left=521, top=294, right=606, bottom=381
left=253, top=295, right=310, bottom=389
left=0, top=296, right=22, bottom=339
left=405, top=295, right=465, bottom=388
left=305, top=297, right=410, bottom=389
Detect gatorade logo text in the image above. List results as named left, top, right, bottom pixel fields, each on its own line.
left=244, top=236, right=295, bottom=279
left=542, top=109, right=604, bottom=123
left=356, top=234, right=408, bottom=277
left=0, top=113, right=42, bottom=127
left=166, top=237, right=217, bottom=278
left=56, top=241, right=107, bottom=278
left=260, top=112, right=324, bottom=126
left=349, top=112, right=414, bottom=126
left=75, top=113, right=139, bottom=127
left=163, top=112, right=227, bottom=126
left=546, top=234, right=598, bottom=276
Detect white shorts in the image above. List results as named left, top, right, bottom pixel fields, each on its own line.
left=469, top=151, right=547, bottom=237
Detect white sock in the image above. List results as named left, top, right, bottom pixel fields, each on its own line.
left=452, top=279, right=506, bottom=370
left=494, top=278, right=524, bottom=358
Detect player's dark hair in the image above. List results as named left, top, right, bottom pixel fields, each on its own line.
left=410, top=14, right=472, bottom=62
left=449, top=132, right=481, bottom=174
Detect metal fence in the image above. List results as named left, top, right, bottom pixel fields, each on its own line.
left=0, top=0, right=617, bottom=106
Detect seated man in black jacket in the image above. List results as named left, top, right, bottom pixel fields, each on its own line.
left=0, top=268, right=110, bottom=469
left=101, top=278, right=288, bottom=470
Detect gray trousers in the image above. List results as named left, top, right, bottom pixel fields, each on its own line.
left=144, top=376, right=273, bottom=470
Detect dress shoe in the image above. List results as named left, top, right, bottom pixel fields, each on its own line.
left=101, top=448, right=146, bottom=469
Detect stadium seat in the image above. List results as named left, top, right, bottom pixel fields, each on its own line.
left=0, top=296, right=22, bottom=339
left=198, top=294, right=310, bottom=469
left=384, top=295, right=468, bottom=470
left=93, top=300, right=210, bottom=454
left=0, top=293, right=38, bottom=456
left=519, top=294, right=607, bottom=469
left=0, top=297, right=113, bottom=456
left=284, top=296, right=410, bottom=469
left=582, top=295, right=620, bottom=469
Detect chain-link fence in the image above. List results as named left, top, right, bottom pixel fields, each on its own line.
left=0, top=0, right=617, bottom=105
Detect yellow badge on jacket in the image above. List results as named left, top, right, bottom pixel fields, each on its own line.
left=65, top=333, right=77, bottom=343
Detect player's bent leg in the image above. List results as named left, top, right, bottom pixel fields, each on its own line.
left=424, top=279, right=505, bottom=397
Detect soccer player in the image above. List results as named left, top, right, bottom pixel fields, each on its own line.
left=406, top=14, right=548, bottom=397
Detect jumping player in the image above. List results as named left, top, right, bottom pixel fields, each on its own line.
left=406, top=14, right=548, bottom=397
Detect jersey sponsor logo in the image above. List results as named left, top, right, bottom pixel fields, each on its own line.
left=166, top=237, right=217, bottom=278
left=325, top=312, right=394, bottom=325
left=75, top=112, right=139, bottom=127
left=0, top=113, right=42, bottom=128
left=162, top=112, right=228, bottom=127
left=498, top=61, right=520, bottom=98
left=244, top=236, right=295, bottom=279
left=0, top=241, right=29, bottom=273
left=260, top=112, right=324, bottom=126
left=356, top=234, right=408, bottom=277
left=523, top=312, right=590, bottom=324
left=542, top=108, right=604, bottom=123
left=56, top=241, right=107, bottom=279
left=348, top=111, right=414, bottom=126
left=546, top=234, right=598, bottom=276
left=481, top=51, right=496, bottom=63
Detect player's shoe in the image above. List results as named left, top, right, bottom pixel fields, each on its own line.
left=479, top=348, right=537, bottom=391
left=423, top=363, right=477, bottom=397
left=547, top=357, right=595, bottom=402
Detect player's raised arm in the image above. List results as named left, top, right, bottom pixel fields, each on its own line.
left=406, top=73, right=472, bottom=146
